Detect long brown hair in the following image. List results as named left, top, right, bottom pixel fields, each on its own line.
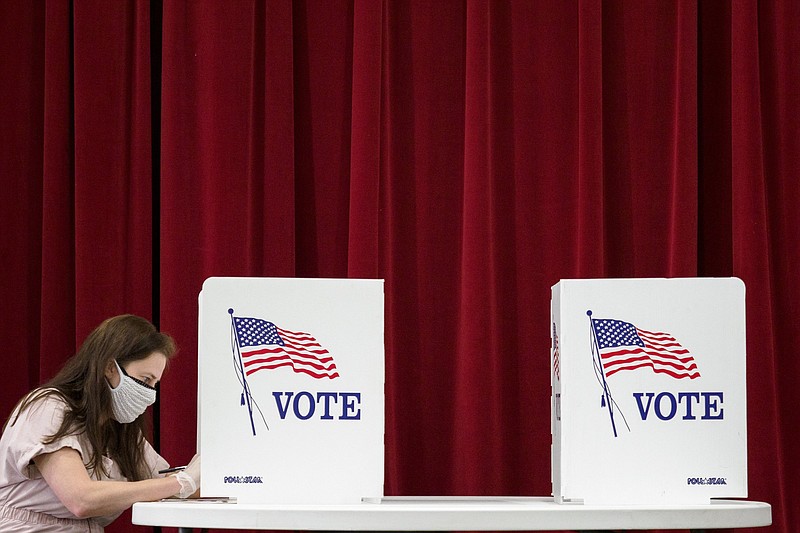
left=11, top=315, right=176, bottom=481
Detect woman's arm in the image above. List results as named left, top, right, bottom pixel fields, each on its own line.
left=34, top=447, right=184, bottom=519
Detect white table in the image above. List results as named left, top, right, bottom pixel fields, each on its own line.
left=132, top=496, right=771, bottom=531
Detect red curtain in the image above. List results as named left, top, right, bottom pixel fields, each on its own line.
left=1, top=2, right=798, bottom=533
left=1, top=1, right=155, bottom=530
left=730, top=1, right=800, bottom=529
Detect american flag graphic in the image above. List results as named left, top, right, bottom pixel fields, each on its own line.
left=591, top=318, right=700, bottom=379
left=233, top=316, right=340, bottom=379
left=552, top=323, right=560, bottom=381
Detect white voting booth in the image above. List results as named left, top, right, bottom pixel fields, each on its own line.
left=197, top=277, right=385, bottom=503
left=551, top=278, right=748, bottom=505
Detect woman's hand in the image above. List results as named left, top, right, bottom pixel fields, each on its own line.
left=173, top=453, right=200, bottom=498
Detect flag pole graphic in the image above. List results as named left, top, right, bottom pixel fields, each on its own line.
left=229, top=308, right=257, bottom=436
left=588, top=310, right=618, bottom=437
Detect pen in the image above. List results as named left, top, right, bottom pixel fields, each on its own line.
left=158, top=466, right=186, bottom=474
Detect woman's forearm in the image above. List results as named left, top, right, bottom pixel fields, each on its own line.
left=34, top=447, right=184, bottom=519
left=66, top=475, right=183, bottom=518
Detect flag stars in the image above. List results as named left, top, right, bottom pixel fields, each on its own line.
left=234, top=317, right=285, bottom=347
left=593, top=318, right=645, bottom=348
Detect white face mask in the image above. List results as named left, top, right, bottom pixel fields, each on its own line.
left=108, top=360, right=157, bottom=423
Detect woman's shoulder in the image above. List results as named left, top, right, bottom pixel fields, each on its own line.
left=11, top=388, right=70, bottom=423
left=6, top=388, right=88, bottom=449
left=22, top=387, right=69, bottom=409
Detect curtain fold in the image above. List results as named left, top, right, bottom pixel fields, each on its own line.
left=576, top=0, right=605, bottom=277
left=454, top=0, right=522, bottom=494
left=0, top=0, right=155, bottom=394
left=731, top=2, right=800, bottom=531
left=1, top=2, right=154, bottom=532
left=347, top=0, right=383, bottom=279
left=599, top=0, right=698, bottom=277
left=377, top=0, right=468, bottom=496
left=1, top=2, right=798, bottom=533
left=0, top=1, right=45, bottom=414
left=698, top=0, right=733, bottom=276
left=71, top=1, right=154, bottom=335
left=39, top=0, right=77, bottom=383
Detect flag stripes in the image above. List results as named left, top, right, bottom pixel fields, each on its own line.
left=552, top=323, right=561, bottom=381
left=592, top=318, right=700, bottom=380
left=233, top=316, right=340, bottom=379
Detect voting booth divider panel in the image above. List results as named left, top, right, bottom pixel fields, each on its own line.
left=197, top=277, right=385, bottom=504
left=551, top=278, right=748, bottom=505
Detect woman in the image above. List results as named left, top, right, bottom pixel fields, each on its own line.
left=0, top=314, right=200, bottom=532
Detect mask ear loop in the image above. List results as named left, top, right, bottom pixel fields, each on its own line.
left=116, top=360, right=157, bottom=391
